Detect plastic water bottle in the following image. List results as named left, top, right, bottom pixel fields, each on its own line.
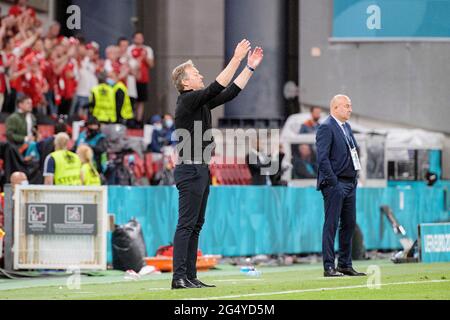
left=240, top=266, right=255, bottom=273
left=240, top=266, right=261, bottom=277
left=247, top=270, right=262, bottom=277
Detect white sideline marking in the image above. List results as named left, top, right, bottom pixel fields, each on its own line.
left=148, top=288, right=170, bottom=291
left=185, top=279, right=450, bottom=300
left=214, top=279, right=261, bottom=282
left=71, top=292, right=95, bottom=294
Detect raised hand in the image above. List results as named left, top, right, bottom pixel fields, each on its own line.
left=247, top=47, right=264, bottom=69
left=234, top=39, right=251, bottom=62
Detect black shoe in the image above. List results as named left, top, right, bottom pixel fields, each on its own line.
left=324, top=268, right=345, bottom=277
left=336, top=267, right=366, bottom=276
left=171, top=278, right=201, bottom=289
left=188, top=278, right=216, bottom=288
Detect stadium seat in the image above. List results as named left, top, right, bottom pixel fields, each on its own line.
left=37, top=125, right=55, bottom=139
left=127, top=128, right=144, bottom=137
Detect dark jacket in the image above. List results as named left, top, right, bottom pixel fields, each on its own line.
left=315, top=116, right=358, bottom=190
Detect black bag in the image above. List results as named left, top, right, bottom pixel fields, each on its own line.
left=112, top=218, right=148, bottom=272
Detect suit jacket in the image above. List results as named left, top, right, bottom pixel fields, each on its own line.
left=315, top=116, right=358, bottom=190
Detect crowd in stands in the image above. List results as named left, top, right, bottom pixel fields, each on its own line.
left=0, top=0, right=182, bottom=190
left=0, top=0, right=321, bottom=190
left=0, top=0, right=154, bottom=125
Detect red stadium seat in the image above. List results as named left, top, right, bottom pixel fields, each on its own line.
left=208, top=157, right=253, bottom=185
left=127, top=128, right=144, bottom=137
left=37, top=125, right=55, bottom=139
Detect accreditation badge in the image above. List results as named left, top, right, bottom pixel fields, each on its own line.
left=350, top=147, right=361, bottom=171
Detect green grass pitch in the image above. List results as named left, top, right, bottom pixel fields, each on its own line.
left=0, top=260, right=449, bottom=300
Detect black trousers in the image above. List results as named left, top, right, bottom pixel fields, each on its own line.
left=321, top=180, right=357, bottom=270
left=172, top=164, right=210, bottom=280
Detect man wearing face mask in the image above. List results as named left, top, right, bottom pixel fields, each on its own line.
left=163, top=113, right=176, bottom=146
left=147, top=114, right=171, bottom=153
left=75, top=117, right=108, bottom=173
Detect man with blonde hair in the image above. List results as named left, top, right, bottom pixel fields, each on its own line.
left=43, top=132, right=82, bottom=185
left=170, top=39, right=264, bottom=289
left=316, top=94, right=365, bottom=277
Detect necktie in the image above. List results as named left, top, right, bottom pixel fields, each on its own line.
left=342, top=123, right=348, bottom=137
left=342, top=124, right=354, bottom=148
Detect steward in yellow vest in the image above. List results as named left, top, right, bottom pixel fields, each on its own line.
left=113, top=81, right=134, bottom=122
left=51, top=150, right=82, bottom=185
left=77, top=144, right=102, bottom=186
left=81, top=163, right=101, bottom=186
left=44, top=133, right=82, bottom=186
left=90, top=82, right=116, bottom=123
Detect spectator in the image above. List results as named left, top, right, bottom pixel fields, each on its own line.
left=104, top=45, right=120, bottom=78
left=5, top=95, right=36, bottom=148
left=8, top=0, right=36, bottom=18
left=75, top=116, right=107, bottom=173
left=76, top=144, right=101, bottom=186
left=36, top=121, right=67, bottom=171
left=43, top=132, right=81, bottom=185
left=10, top=171, right=28, bottom=192
left=21, top=51, right=48, bottom=114
left=127, top=31, right=154, bottom=126
left=270, top=143, right=288, bottom=186
left=246, top=137, right=273, bottom=185
left=54, top=38, right=78, bottom=116
left=117, top=37, right=138, bottom=106
left=148, top=114, right=171, bottom=153
left=45, top=21, right=61, bottom=45
left=70, top=42, right=98, bottom=118
left=300, top=106, right=321, bottom=134
left=162, top=113, right=175, bottom=142
left=292, top=144, right=317, bottom=179
left=0, top=47, right=6, bottom=112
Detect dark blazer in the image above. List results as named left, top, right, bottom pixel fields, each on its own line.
left=315, top=116, right=358, bottom=190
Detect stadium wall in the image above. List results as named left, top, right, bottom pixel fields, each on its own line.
left=107, top=184, right=449, bottom=261
left=299, top=0, right=450, bottom=134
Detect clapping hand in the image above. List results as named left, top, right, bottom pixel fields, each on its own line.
left=234, top=39, right=251, bottom=62
left=247, top=47, right=264, bottom=69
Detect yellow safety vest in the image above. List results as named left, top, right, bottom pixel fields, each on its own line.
left=113, top=81, right=134, bottom=120
left=91, top=83, right=116, bottom=122
left=51, top=150, right=82, bottom=185
left=81, top=163, right=101, bottom=186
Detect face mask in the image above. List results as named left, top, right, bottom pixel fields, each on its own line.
left=154, top=123, right=163, bottom=131
left=106, top=78, right=116, bottom=86
left=164, top=119, right=174, bottom=128
left=88, top=128, right=98, bottom=136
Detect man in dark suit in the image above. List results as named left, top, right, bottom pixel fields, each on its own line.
left=315, top=94, right=366, bottom=277
left=170, top=40, right=264, bottom=289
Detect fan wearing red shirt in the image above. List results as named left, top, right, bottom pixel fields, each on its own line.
left=0, top=52, right=6, bottom=112
left=22, top=53, right=48, bottom=113
left=54, top=40, right=78, bottom=116
left=127, top=31, right=154, bottom=125
left=58, top=59, right=78, bottom=115
left=8, top=0, right=36, bottom=18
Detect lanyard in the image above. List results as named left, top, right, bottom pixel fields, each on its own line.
left=342, top=124, right=355, bottom=150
